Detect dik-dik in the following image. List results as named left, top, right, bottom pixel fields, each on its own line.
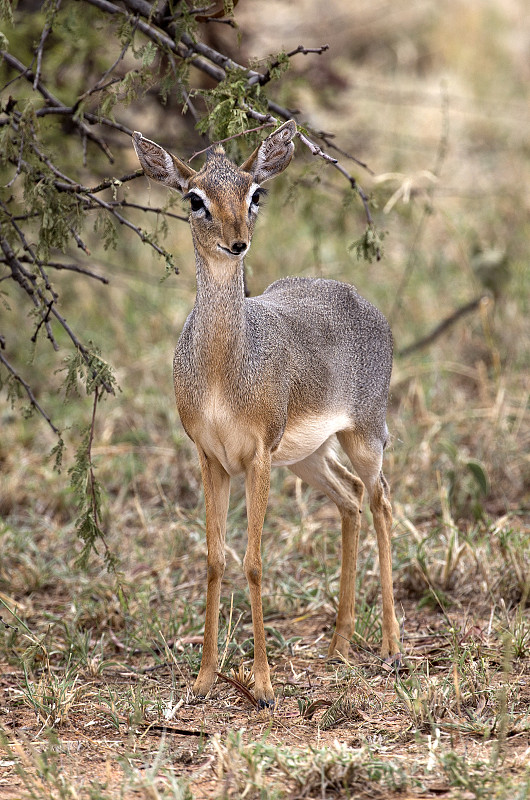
left=133, top=121, right=400, bottom=706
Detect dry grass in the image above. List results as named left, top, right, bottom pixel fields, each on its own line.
left=1, top=0, right=529, bottom=797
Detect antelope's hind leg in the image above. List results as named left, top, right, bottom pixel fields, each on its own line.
left=337, top=431, right=401, bottom=660
left=290, top=441, right=364, bottom=659
left=369, top=471, right=401, bottom=659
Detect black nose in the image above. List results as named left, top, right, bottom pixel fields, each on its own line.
left=231, top=241, right=247, bottom=254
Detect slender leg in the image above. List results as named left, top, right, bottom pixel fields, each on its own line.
left=244, top=449, right=274, bottom=706
left=328, top=510, right=360, bottom=657
left=337, top=432, right=400, bottom=660
left=193, top=447, right=231, bottom=697
left=370, top=473, right=401, bottom=658
left=290, top=442, right=364, bottom=659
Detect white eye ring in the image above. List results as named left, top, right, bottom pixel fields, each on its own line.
left=249, top=186, right=266, bottom=213
left=183, top=190, right=210, bottom=217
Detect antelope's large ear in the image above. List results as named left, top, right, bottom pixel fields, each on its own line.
left=132, top=132, right=196, bottom=194
left=240, top=120, right=296, bottom=183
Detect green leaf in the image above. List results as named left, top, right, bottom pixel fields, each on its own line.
left=349, top=225, right=385, bottom=264
left=466, top=460, right=489, bottom=496
left=0, top=0, right=14, bottom=24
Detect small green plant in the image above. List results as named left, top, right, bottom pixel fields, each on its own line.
left=352, top=595, right=383, bottom=647
left=264, top=625, right=302, bottom=657
left=0, top=598, right=85, bottom=728
left=438, top=440, right=490, bottom=520
left=319, top=689, right=365, bottom=730
left=395, top=672, right=445, bottom=730
left=497, top=526, right=530, bottom=604
left=503, top=614, right=530, bottom=659
left=22, top=665, right=85, bottom=729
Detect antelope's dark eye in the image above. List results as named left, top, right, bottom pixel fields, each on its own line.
left=250, top=188, right=266, bottom=210
left=188, top=193, right=205, bottom=212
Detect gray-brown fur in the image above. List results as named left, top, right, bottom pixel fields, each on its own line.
left=132, top=121, right=400, bottom=706
left=175, top=276, right=392, bottom=454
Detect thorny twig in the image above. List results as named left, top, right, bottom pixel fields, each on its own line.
left=0, top=350, right=61, bottom=434
left=0, top=220, right=115, bottom=393
left=319, top=132, right=374, bottom=174
left=188, top=123, right=275, bottom=162
left=239, top=104, right=379, bottom=252
left=0, top=255, right=109, bottom=283
left=248, top=43, right=330, bottom=87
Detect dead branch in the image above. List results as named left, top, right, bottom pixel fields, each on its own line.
left=398, top=295, right=490, bottom=358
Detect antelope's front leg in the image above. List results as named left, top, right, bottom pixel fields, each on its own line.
left=244, top=450, right=274, bottom=707
left=193, top=447, right=230, bottom=698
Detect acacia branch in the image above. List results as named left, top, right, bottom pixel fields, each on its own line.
left=248, top=43, right=330, bottom=88
left=189, top=122, right=275, bottom=161
left=75, top=20, right=138, bottom=107
left=105, top=201, right=188, bottom=222
left=0, top=211, right=59, bottom=348
left=81, top=0, right=226, bottom=83
left=0, top=350, right=61, bottom=435
left=1, top=51, right=115, bottom=161
left=73, top=190, right=178, bottom=262
left=1, top=198, right=58, bottom=297
left=319, top=132, right=373, bottom=174
left=238, top=104, right=378, bottom=241
left=33, top=0, right=63, bottom=88
left=180, top=30, right=260, bottom=81
left=4, top=0, right=367, bottom=214
left=0, top=226, right=115, bottom=393
left=5, top=142, right=173, bottom=260
left=79, top=0, right=327, bottom=121
left=297, top=130, right=338, bottom=164
left=0, top=254, right=109, bottom=283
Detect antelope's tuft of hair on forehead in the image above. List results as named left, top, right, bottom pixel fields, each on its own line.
left=192, top=146, right=254, bottom=200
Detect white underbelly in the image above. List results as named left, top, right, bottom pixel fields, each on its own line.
left=194, top=389, right=350, bottom=475
left=272, top=412, right=351, bottom=467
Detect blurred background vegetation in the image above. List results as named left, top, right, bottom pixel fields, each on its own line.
left=1, top=0, right=528, bottom=686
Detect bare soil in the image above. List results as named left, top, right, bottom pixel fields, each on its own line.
left=2, top=602, right=529, bottom=799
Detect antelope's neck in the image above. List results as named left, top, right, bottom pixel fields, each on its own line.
left=191, top=249, right=248, bottom=367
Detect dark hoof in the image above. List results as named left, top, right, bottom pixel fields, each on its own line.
left=256, top=697, right=275, bottom=710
